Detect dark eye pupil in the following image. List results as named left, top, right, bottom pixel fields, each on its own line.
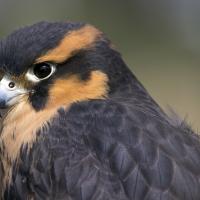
left=33, top=63, right=52, bottom=79
left=9, top=82, right=15, bottom=88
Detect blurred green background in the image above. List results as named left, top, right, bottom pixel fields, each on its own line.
left=0, top=0, right=199, bottom=130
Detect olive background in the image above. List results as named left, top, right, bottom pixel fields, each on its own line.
left=0, top=0, right=199, bottom=130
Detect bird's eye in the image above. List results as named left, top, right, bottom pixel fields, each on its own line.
left=26, top=62, right=56, bottom=83
left=33, top=63, right=55, bottom=79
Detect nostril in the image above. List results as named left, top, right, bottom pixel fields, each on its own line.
left=8, top=82, right=15, bottom=88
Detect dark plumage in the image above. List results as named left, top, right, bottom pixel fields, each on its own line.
left=0, top=21, right=200, bottom=200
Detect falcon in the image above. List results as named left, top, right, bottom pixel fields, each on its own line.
left=0, top=21, right=200, bottom=200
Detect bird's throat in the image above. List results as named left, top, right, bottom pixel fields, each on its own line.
left=0, top=99, right=58, bottom=192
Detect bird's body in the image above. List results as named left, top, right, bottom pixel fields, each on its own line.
left=0, top=22, right=200, bottom=200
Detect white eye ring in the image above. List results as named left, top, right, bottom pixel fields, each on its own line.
left=26, top=62, right=56, bottom=83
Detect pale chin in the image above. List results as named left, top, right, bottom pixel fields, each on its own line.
left=6, top=95, right=26, bottom=107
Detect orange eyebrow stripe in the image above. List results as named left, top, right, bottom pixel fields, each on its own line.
left=36, top=25, right=102, bottom=63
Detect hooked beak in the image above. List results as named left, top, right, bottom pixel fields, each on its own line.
left=0, top=75, right=28, bottom=108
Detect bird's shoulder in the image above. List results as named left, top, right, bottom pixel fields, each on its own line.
left=58, top=98, right=200, bottom=200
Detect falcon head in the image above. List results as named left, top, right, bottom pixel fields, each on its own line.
left=0, top=21, right=133, bottom=112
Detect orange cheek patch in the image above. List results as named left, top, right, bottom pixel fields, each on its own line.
left=36, top=25, right=102, bottom=64
left=46, top=70, right=108, bottom=108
